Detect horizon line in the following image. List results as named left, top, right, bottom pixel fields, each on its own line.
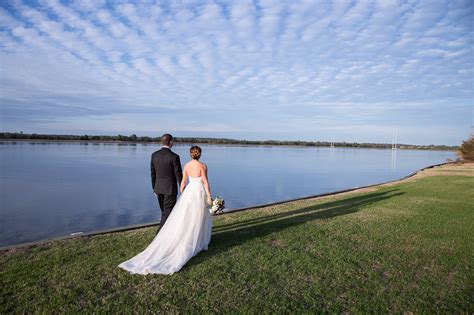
left=0, top=131, right=460, bottom=148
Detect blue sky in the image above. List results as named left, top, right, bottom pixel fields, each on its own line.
left=0, top=0, right=472, bottom=145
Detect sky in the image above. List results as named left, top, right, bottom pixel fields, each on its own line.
left=0, top=0, right=473, bottom=145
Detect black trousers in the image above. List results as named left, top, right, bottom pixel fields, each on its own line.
left=157, top=193, right=177, bottom=227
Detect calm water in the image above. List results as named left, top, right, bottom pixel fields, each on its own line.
left=0, top=141, right=455, bottom=247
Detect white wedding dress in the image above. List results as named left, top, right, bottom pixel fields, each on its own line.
left=118, top=176, right=212, bottom=275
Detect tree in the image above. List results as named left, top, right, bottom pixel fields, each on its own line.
left=458, top=134, right=474, bottom=162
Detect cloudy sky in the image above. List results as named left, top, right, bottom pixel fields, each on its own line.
left=0, top=0, right=472, bottom=145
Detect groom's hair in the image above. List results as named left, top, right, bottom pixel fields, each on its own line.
left=161, top=134, right=173, bottom=146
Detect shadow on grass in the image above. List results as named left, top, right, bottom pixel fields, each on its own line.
left=186, top=189, right=404, bottom=268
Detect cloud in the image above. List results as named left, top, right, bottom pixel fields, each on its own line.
left=0, top=0, right=472, bottom=145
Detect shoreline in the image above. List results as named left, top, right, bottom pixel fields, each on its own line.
left=2, top=162, right=472, bottom=312
left=0, top=161, right=456, bottom=252
left=0, top=138, right=457, bottom=151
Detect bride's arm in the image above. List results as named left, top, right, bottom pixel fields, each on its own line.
left=180, top=167, right=188, bottom=193
left=201, top=164, right=212, bottom=204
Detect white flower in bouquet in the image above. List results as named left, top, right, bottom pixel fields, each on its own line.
left=209, top=197, right=225, bottom=214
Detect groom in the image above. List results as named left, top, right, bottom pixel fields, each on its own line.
left=151, top=134, right=183, bottom=228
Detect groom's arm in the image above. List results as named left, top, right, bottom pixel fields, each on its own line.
left=150, top=155, right=156, bottom=191
left=174, top=155, right=183, bottom=186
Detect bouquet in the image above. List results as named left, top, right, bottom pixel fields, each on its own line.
left=209, top=197, right=225, bottom=214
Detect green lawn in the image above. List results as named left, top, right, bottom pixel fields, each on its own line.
left=1, top=168, right=473, bottom=313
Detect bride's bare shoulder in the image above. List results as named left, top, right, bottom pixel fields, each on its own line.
left=184, top=161, right=194, bottom=170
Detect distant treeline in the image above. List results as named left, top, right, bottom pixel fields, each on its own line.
left=0, top=132, right=458, bottom=151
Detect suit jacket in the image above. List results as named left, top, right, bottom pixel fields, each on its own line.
left=151, top=147, right=183, bottom=196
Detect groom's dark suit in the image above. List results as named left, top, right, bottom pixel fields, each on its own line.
left=151, top=147, right=183, bottom=227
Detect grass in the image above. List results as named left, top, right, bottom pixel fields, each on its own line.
left=1, top=164, right=473, bottom=313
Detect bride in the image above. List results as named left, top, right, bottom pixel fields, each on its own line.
left=118, top=145, right=212, bottom=275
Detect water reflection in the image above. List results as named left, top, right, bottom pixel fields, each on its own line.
left=391, top=148, right=397, bottom=171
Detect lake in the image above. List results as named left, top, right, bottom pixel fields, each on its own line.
left=0, top=141, right=455, bottom=247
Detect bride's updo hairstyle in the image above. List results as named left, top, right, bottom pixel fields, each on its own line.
left=190, top=146, right=202, bottom=160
